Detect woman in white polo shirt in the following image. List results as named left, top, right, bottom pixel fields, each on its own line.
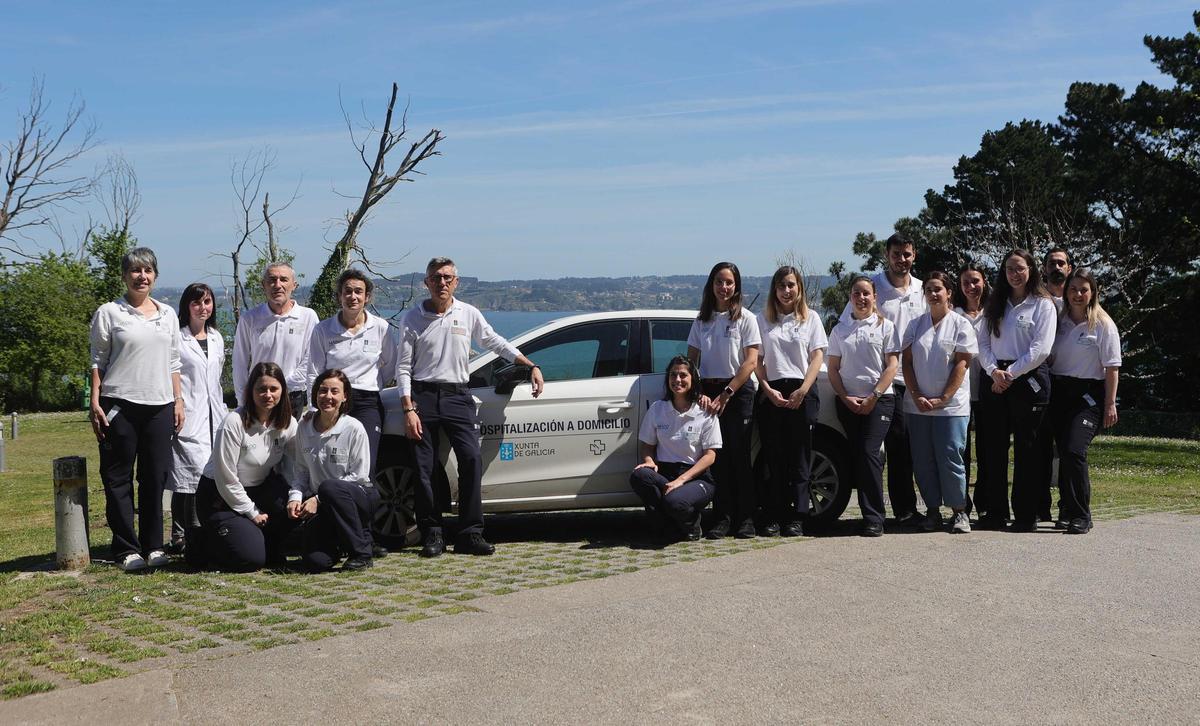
left=687, top=262, right=761, bottom=539
left=977, top=249, right=1057, bottom=532
left=290, top=369, right=380, bottom=569
left=89, top=247, right=184, bottom=573
left=630, top=356, right=722, bottom=542
left=901, top=271, right=978, bottom=534
left=953, top=263, right=990, bottom=518
left=307, top=269, right=398, bottom=474
left=827, top=275, right=900, bottom=537
left=1049, top=269, right=1121, bottom=534
left=755, top=265, right=827, bottom=537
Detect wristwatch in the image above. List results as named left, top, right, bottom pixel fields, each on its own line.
left=869, top=389, right=884, bottom=399
left=722, top=386, right=734, bottom=397
left=403, top=405, right=419, bottom=414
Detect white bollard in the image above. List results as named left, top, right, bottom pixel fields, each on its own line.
left=53, top=456, right=91, bottom=570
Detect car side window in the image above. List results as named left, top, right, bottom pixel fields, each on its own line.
left=649, top=319, right=692, bottom=373
left=509, top=321, right=634, bottom=383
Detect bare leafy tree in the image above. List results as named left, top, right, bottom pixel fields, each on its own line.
left=309, top=83, right=443, bottom=319
left=0, top=78, right=98, bottom=260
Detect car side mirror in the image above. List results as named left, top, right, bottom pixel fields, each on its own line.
left=495, top=365, right=534, bottom=395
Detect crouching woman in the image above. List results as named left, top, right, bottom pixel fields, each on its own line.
left=192, top=361, right=298, bottom=571
left=290, top=369, right=381, bottom=571
left=629, top=356, right=722, bottom=541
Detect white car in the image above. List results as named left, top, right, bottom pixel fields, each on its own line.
left=372, top=310, right=853, bottom=545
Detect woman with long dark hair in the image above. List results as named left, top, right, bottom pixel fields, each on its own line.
left=89, top=247, right=183, bottom=572
left=827, top=275, right=899, bottom=537
left=192, top=361, right=298, bottom=571
left=1049, top=269, right=1121, bottom=534
left=291, top=369, right=381, bottom=569
left=953, top=263, right=990, bottom=518
left=687, top=262, right=761, bottom=539
left=754, top=266, right=827, bottom=536
left=630, top=356, right=721, bottom=542
left=167, top=283, right=225, bottom=557
left=976, top=249, right=1057, bottom=531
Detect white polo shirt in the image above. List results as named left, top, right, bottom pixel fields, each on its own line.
left=1051, top=316, right=1121, bottom=380
left=953, top=307, right=987, bottom=402
left=203, top=411, right=298, bottom=518
left=901, top=310, right=977, bottom=417
left=978, top=295, right=1057, bottom=378
left=396, top=299, right=520, bottom=397
left=290, top=414, right=371, bottom=502
left=233, top=301, right=319, bottom=405
left=307, top=311, right=398, bottom=393
left=828, top=313, right=900, bottom=398
left=90, top=297, right=182, bottom=406
left=756, top=310, right=828, bottom=381
left=638, top=400, right=723, bottom=465
left=840, top=272, right=925, bottom=386
left=687, top=310, right=761, bottom=381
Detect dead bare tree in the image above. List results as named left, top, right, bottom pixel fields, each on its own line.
left=0, top=78, right=98, bottom=261
left=99, top=152, right=140, bottom=237
left=309, top=83, right=444, bottom=319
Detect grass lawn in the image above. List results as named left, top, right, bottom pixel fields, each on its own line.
left=0, top=412, right=1196, bottom=700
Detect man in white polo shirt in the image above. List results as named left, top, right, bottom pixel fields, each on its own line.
left=397, top=257, right=545, bottom=558
left=233, top=262, right=319, bottom=415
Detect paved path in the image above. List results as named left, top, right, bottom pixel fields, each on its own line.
left=4, top=513, right=1198, bottom=724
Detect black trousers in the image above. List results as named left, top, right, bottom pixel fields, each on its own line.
left=98, top=396, right=173, bottom=559
left=701, top=382, right=755, bottom=527
left=978, top=361, right=1051, bottom=523
left=835, top=394, right=895, bottom=527
left=194, top=474, right=295, bottom=571
left=1050, top=376, right=1105, bottom=524
left=411, top=382, right=484, bottom=537
left=884, top=384, right=918, bottom=517
left=170, top=492, right=199, bottom=544
left=757, top=379, right=820, bottom=523
left=302, top=479, right=382, bottom=571
left=629, top=463, right=715, bottom=535
left=348, top=388, right=384, bottom=476
left=1032, top=407, right=1057, bottom=519
left=965, top=401, right=986, bottom=515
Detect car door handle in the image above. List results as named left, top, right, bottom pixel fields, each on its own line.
left=602, top=402, right=634, bottom=414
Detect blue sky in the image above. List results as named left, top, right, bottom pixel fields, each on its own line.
left=3, top=0, right=1194, bottom=287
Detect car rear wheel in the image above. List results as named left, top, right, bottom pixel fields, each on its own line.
left=372, top=435, right=421, bottom=548
left=807, top=428, right=852, bottom=527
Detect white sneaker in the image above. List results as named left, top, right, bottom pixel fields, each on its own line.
left=145, top=550, right=169, bottom=567
left=952, top=511, right=971, bottom=533
left=118, top=553, right=147, bottom=572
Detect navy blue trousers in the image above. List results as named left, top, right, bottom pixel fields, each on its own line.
left=411, top=383, right=484, bottom=537
left=629, top=462, right=715, bottom=535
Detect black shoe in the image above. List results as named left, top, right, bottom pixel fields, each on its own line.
left=685, top=520, right=703, bottom=541
left=343, top=557, right=374, bottom=570
left=758, top=521, right=780, bottom=537
left=781, top=520, right=804, bottom=537
left=372, top=544, right=389, bottom=558
left=705, top=518, right=731, bottom=540
left=975, top=516, right=1007, bottom=531
left=1066, top=518, right=1093, bottom=534
left=735, top=519, right=757, bottom=539
left=454, top=533, right=496, bottom=556
left=894, top=510, right=922, bottom=527
left=1054, top=519, right=1069, bottom=530
left=1039, top=510, right=1053, bottom=523
left=420, top=531, right=445, bottom=558
left=164, top=539, right=186, bottom=556
left=1009, top=519, right=1037, bottom=533
left=861, top=522, right=884, bottom=537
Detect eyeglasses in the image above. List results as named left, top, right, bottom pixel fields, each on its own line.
left=427, top=274, right=457, bottom=283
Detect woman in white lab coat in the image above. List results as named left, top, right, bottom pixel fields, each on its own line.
left=167, top=283, right=226, bottom=558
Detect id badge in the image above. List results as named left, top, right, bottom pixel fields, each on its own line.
left=1083, top=393, right=1097, bottom=407
left=106, top=404, right=122, bottom=422
left=1028, top=377, right=1041, bottom=394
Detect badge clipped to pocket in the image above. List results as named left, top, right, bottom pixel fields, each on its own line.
left=1028, top=377, right=1041, bottom=394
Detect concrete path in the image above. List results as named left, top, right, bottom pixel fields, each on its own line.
left=5, top=513, right=1198, bottom=725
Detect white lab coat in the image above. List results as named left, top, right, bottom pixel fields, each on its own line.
left=168, top=326, right=227, bottom=493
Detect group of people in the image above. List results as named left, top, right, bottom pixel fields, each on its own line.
left=91, top=250, right=538, bottom=573
left=631, top=236, right=1121, bottom=542
left=89, top=240, right=1120, bottom=575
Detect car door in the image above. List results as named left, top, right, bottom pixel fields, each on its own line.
left=637, top=316, right=694, bottom=415
left=468, top=319, right=642, bottom=509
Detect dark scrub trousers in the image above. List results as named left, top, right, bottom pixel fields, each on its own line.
left=629, top=463, right=715, bottom=538
left=1050, top=376, right=1105, bottom=528
left=411, top=380, right=484, bottom=538
left=884, top=384, right=919, bottom=519
left=977, top=360, right=1051, bottom=527
left=98, top=396, right=173, bottom=559
left=348, top=388, right=384, bottom=476
left=301, top=478, right=382, bottom=571
left=701, top=381, right=755, bottom=534
left=194, top=473, right=296, bottom=571
left=835, top=394, right=895, bottom=528
left=757, top=379, right=820, bottom=527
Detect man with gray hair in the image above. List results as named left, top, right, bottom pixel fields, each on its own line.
left=397, top=257, right=545, bottom=557
left=233, top=262, right=319, bottom=414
